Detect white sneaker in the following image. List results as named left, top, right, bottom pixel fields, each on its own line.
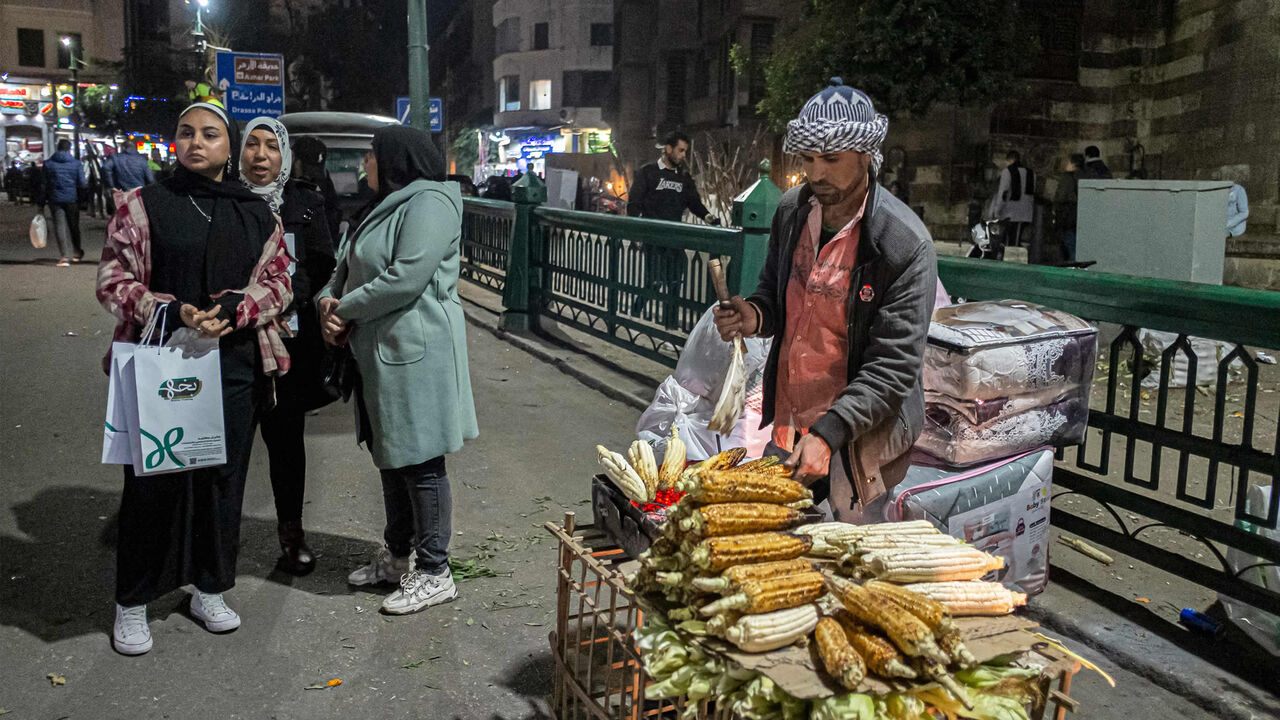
left=190, top=590, right=241, bottom=633
left=381, top=568, right=458, bottom=615
left=347, top=546, right=410, bottom=586
left=113, top=603, right=152, bottom=655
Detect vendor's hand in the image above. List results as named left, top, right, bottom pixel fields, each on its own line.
left=785, top=433, right=832, bottom=487
left=712, top=296, right=758, bottom=341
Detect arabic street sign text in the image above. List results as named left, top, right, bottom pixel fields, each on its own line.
left=215, top=51, right=285, bottom=121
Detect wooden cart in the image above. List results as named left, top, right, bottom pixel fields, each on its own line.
left=547, top=512, right=1083, bottom=720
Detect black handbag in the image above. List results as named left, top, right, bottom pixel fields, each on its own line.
left=318, top=342, right=356, bottom=404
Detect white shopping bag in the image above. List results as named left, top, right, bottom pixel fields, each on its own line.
left=102, top=342, right=138, bottom=464
left=29, top=214, right=47, bottom=249
left=131, top=326, right=226, bottom=475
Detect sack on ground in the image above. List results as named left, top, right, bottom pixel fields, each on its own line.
left=29, top=214, right=46, bottom=249
left=131, top=328, right=226, bottom=475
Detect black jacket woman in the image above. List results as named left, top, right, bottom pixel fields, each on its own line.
left=96, top=102, right=292, bottom=656
left=239, top=116, right=337, bottom=573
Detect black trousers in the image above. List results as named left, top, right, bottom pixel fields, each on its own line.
left=380, top=456, right=451, bottom=575
left=259, top=406, right=306, bottom=523
left=115, top=338, right=259, bottom=606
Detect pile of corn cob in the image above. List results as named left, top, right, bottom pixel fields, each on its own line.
left=596, top=426, right=689, bottom=503
left=631, top=448, right=828, bottom=654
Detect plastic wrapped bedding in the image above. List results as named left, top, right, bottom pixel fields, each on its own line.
left=889, top=449, right=1054, bottom=595
left=925, top=300, right=1098, bottom=401
left=916, top=388, right=1090, bottom=466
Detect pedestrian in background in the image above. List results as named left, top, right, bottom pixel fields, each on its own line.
left=1227, top=177, right=1249, bottom=240
left=291, top=135, right=342, bottom=241
left=627, top=131, right=720, bottom=329
left=319, top=125, right=478, bottom=615
left=44, top=139, right=87, bottom=266
left=26, top=158, right=47, bottom=214
left=239, top=116, right=336, bottom=574
left=97, top=102, right=292, bottom=656
left=84, top=146, right=106, bottom=218
left=1080, top=145, right=1112, bottom=179
left=1054, top=153, right=1084, bottom=262
left=108, top=143, right=155, bottom=195
left=988, top=149, right=1035, bottom=248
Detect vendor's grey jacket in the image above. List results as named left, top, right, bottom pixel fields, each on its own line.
left=747, top=179, right=938, bottom=513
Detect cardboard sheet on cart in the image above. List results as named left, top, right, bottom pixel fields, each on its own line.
left=699, top=614, right=1076, bottom=700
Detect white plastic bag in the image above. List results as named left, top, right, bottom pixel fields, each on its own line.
left=674, top=306, right=770, bottom=399
left=132, top=327, right=226, bottom=475
left=637, top=377, right=772, bottom=462
left=29, top=214, right=46, bottom=249
left=102, top=342, right=137, bottom=464
left=1138, top=329, right=1240, bottom=388
left=1221, top=485, right=1280, bottom=657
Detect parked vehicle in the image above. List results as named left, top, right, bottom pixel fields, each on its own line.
left=278, top=111, right=399, bottom=218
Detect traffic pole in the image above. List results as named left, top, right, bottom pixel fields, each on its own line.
left=407, top=0, right=430, bottom=131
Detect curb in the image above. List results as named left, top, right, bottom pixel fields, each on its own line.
left=461, top=305, right=652, bottom=412
left=1025, top=604, right=1263, bottom=720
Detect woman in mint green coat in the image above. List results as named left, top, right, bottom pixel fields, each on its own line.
left=318, top=126, right=478, bottom=615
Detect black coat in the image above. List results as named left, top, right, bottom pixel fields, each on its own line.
left=274, top=181, right=337, bottom=414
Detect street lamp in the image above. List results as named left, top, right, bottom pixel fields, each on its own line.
left=61, top=36, right=81, bottom=159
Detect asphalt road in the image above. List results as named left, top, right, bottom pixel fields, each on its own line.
left=0, top=199, right=1268, bottom=719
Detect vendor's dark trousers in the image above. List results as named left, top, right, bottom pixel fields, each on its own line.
left=259, top=407, right=306, bottom=523
left=381, top=456, right=451, bottom=575
left=51, top=202, right=82, bottom=258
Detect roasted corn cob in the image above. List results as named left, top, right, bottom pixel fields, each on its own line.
left=901, top=581, right=1028, bottom=616
left=832, top=611, right=917, bottom=679
left=815, top=616, right=867, bottom=689
left=596, top=445, right=649, bottom=502
left=658, top=426, right=686, bottom=490
left=914, top=659, right=975, bottom=710
left=677, top=469, right=812, bottom=505
left=864, top=581, right=957, bottom=634
left=822, top=573, right=950, bottom=665
left=700, top=571, right=825, bottom=616
left=689, top=532, right=813, bottom=572
left=704, top=447, right=748, bottom=470
left=936, top=626, right=978, bottom=669
left=720, top=603, right=820, bottom=652
left=849, top=534, right=963, bottom=554
left=735, top=456, right=781, bottom=472
left=628, top=440, right=660, bottom=498
left=678, top=503, right=803, bottom=537
left=861, top=546, right=1005, bottom=583
left=689, top=558, right=815, bottom=594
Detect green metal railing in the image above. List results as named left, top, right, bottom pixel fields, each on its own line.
left=469, top=162, right=778, bottom=367
left=458, top=173, right=1279, bottom=614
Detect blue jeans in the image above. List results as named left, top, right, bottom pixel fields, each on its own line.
left=1061, top=229, right=1076, bottom=262
left=381, top=456, right=451, bottom=574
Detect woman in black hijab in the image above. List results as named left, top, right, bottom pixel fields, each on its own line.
left=97, top=102, right=293, bottom=655
left=318, top=126, right=478, bottom=616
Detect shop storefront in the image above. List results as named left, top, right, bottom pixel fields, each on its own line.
left=479, top=126, right=613, bottom=178
left=1, top=80, right=56, bottom=161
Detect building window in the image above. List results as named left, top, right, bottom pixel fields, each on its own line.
left=590, top=23, right=612, bottom=46
left=499, top=75, right=521, bottom=112
left=533, top=22, right=549, bottom=51
left=747, top=23, right=774, bottom=108
left=496, top=17, right=522, bottom=55
left=17, top=28, right=44, bottom=68
left=57, top=32, right=83, bottom=70
left=530, top=79, right=552, bottom=110
left=665, top=54, right=687, bottom=123
left=563, top=71, right=612, bottom=106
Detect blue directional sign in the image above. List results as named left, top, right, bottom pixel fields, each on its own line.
left=215, top=51, right=285, bottom=121
left=396, top=96, right=443, bottom=132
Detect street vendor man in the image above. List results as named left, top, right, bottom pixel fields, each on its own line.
left=713, top=78, right=938, bottom=523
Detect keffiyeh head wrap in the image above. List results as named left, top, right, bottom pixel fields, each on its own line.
left=239, top=116, right=292, bottom=213
left=783, top=77, right=889, bottom=172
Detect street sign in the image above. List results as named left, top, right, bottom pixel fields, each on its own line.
left=214, top=51, right=285, bottom=121
left=395, top=96, right=443, bottom=132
